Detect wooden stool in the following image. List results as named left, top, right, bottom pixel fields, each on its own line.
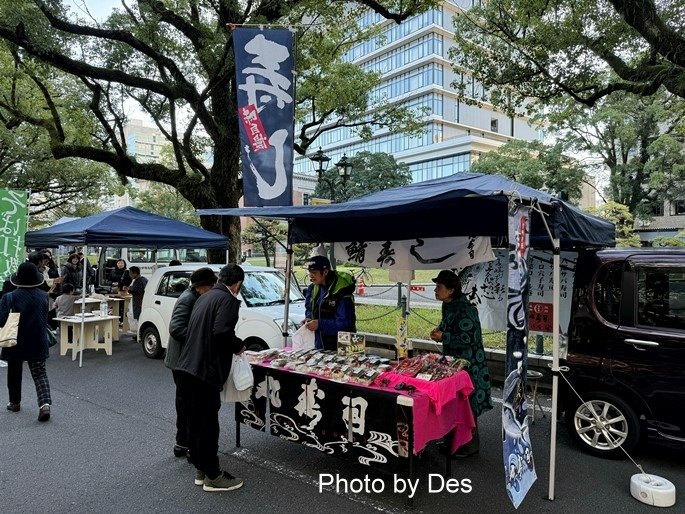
left=526, top=370, right=546, bottom=423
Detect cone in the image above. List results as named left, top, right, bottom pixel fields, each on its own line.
left=356, top=278, right=366, bottom=296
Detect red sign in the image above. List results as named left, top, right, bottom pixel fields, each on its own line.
left=410, top=285, right=425, bottom=292
left=529, top=302, right=552, bottom=332
left=238, top=104, right=271, bottom=152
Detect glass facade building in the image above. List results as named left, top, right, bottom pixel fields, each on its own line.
left=295, top=0, right=540, bottom=184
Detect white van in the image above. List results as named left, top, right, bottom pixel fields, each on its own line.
left=137, top=263, right=306, bottom=358
left=96, top=247, right=208, bottom=289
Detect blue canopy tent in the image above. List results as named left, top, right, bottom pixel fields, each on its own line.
left=198, top=171, right=615, bottom=504
left=25, top=207, right=228, bottom=367
left=25, top=206, right=228, bottom=249
left=198, top=172, right=614, bottom=249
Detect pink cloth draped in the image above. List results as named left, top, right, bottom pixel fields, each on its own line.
left=373, top=370, right=476, bottom=454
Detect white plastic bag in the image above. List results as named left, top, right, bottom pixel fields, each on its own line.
left=291, top=323, right=315, bottom=351
left=232, top=353, right=254, bottom=391
left=221, top=355, right=252, bottom=403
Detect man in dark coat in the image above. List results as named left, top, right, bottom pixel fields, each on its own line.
left=0, top=262, right=52, bottom=421
left=175, top=264, right=245, bottom=492
left=164, top=267, right=217, bottom=460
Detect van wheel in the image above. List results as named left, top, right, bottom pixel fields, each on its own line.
left=566, top=391, right=640, bottom=459
left=245, top=340, right=268, bottom=352
left=141, top=326, right=164, bottom=359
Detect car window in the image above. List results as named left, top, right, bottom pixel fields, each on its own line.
left=241, top=271, right=304, bottom=307
left=593, top=262, right=623, bottom=325
left=156, top=271, right=191, bottom=298
left=636, top=267, right=685, bottom=330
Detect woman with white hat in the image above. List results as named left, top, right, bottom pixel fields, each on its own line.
left=0, top=262, right=52, bottom=421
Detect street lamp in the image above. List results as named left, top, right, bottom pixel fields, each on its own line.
left=308, top=148, right=354, bottom=269
left=309, top=147, right=331, bottom=182
left=335, top=153, right=353, bottom=185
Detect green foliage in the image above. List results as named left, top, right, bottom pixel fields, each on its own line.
left=314, top=151, right=412, bottom=202
left=242, top=219, right=288, bottom=268
left=0, top=0, right=438, bottom=261
left=450, top=0, right=685, bottom=115
left=544, top=91, right=685, bottom=213
left=135, top=182, right=200, bottom=226
left=471, top=140, right=585, bottom=202
left=588, top=201, right=641, bottom=247
left=651, top=237, right=685, bottom=248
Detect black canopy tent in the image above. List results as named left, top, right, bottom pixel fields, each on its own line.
left=25, top=207, right=229, bottom=367
left=198, top=171, right=615, bottom=503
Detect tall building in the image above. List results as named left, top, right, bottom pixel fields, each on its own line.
left=294, top=1, right=541, bottom=182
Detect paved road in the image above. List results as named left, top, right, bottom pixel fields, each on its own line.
left=1, top=336, right=683, bottom=513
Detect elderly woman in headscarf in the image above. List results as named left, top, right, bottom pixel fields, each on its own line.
left=430, top=269, right=492, bottom=457
left=0, top=262, right=52, bottom=421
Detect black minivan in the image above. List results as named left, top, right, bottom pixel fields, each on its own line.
left=562, top=249, right=685, bottom=458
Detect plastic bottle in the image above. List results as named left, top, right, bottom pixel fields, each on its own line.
left=100, top=300, right=108, bottom=317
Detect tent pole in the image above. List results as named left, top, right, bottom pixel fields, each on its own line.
left=79, top=245, right=88, bottom=368
left=548, top=238, right=560, bottom=500
left=282, top=221, right=294, bottom=348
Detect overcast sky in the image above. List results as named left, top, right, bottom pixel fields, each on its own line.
left=64, top=0, right=120, bottom=21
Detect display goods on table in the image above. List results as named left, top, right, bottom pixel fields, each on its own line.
left=235, top=348, right=475, bottom=480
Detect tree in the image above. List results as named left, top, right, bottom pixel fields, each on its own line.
left=544, top=91, right=685, bottom=215
left=470, top=140, right=586, bottom=202
left=314, top=151, right=412, bottom=203
left=449, top=0, right=685, bottom=115
left=134, top=182, right=199, bottom=226
left=242, top=219, right=288, bottom=268
left=0, top=0, right=437, bottom=262
left=588, top=201, right=641, bottom=247
left=0, top=46, right=124, bottom=227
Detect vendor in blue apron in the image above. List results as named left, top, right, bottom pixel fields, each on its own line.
left=303, top=256, right=356, bottom=351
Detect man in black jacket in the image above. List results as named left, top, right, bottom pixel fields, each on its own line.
left=175, top=264, right=245, bottom=492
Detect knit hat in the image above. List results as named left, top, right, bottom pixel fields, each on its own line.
left=190, top=267, right=217, bottom=288
left=10, top=262, right=45, bottom=288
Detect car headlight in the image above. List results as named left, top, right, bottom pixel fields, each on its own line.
left=274, top=318, right=299, bottom=334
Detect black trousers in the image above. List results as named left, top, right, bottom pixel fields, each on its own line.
left=176, top=371, right=222, bottom=479
left=172, top=370, right=189, bottom=448
left=7, top=359, right=51, bottom=407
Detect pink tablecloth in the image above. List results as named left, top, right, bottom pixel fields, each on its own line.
left=375, top=370, right=476, bottom=454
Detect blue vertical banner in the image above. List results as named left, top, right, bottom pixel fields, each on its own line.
left=0, top=189, right=28, bottom=280
left=503, top=204, right=537, bottom=508
left=233, top=28, right=295, bottom=207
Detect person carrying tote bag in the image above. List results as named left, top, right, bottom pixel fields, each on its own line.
left=0, top=294, right=20, bottom=348
left=0, top=262, right=53, bottom=422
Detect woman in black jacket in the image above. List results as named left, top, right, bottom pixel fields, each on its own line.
left=61, top=253, right=84, bottom=292
left=109, top=259, right=132, bottom=292
left=0, top=262, right=52, bottom=421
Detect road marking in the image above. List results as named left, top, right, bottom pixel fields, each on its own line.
left=228, top=447, right=406, bottom=513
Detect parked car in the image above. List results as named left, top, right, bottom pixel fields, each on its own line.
left=562, top=249, right=685, bottom=458
left=137, top=264, right=306, bottom=358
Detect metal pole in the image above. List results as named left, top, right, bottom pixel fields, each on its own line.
left=548, top=238, right=560, bottom=500
left=282, top=221, right=294, bottom=348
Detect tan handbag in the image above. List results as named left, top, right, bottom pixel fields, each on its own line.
left=0, top=293, right=20, bottom=348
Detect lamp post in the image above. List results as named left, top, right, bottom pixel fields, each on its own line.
left=308, top=148, right=354, bottom=269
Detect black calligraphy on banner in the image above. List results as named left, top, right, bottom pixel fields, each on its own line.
left=345, top=242, right=368, bottom=264
left=233, top=28, right=294, bottom=207
left=236, top=365, right=268, bottom=431
left=377, top=241, right=396, bottom=267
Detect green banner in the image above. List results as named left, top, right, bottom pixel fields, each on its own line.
left=0, top=189, right=28, bottom=280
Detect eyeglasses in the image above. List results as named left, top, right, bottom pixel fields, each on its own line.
left=394, top=382, right=416, bottom=394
